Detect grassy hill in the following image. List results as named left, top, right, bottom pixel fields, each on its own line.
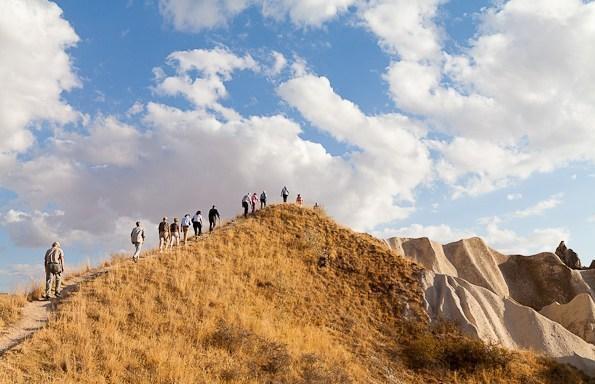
left=0, top=205, right=588, bottom=383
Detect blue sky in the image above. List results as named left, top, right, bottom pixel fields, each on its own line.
left=1, top=0, right=594, bottom=291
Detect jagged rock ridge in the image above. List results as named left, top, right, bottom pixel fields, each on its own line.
left=388, top=236, right=595, bottom=376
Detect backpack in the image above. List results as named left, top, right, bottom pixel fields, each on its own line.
left=159, top=222, right=168, bottom=232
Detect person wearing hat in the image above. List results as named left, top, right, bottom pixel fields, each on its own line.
left=130, top=221, right=145, bottom=262
left=170, top=217, right=181, bottom=248
left=43, top=241, right=64, bottom=300
left=158, top=217, right=170, bottom=252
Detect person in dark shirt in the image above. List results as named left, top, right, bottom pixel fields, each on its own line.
left=208, top=205, right=220, bottom=232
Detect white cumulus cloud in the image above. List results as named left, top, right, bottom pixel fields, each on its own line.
left=158, top=0, right=357, bottom=31
left=0, top=0, right=79, bottom=162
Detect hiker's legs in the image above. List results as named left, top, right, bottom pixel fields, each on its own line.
left=251, top=203, right=255, bottom=213
left=182, top=228, right=188, bottom=244
left=283, top=195, right=287, bottom=203
left=45, top=266, right=52, bottom=297
left=133, top=242, right=141, bottom=260
left=193, top=223, right=199, bottom=236
left=209, top=219, right=214, bottom=232
left=54, top=272, right=62, bottom=295
left=159, top=235, right=165, bottom=252
left=198, top=223, right=202, bottom=235
left=243, top=202, right=248, bottom=217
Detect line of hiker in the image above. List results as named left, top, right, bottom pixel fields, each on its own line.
left=41, top=187, right=310, bottom=299
left=155, top=205, right=221, bottom=252
left=242, top=187, right=304, bottom=217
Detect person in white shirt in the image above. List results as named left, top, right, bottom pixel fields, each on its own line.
left=281, top=186, right=289, bottom=203
left=130, top=221, right=145, bottom=262
left=192, top=211, right=203, bottom=237
left=181, top=214, right=192, bottom=244
left=242, top=194, right=250, bottom=217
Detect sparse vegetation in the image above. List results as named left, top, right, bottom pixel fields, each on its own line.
left=0, top=205, right=590, bottom=383
left=0, top=294, right=26, bottom=330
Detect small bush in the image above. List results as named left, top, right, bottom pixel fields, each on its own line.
left=403, top=330, right=512, bottom=373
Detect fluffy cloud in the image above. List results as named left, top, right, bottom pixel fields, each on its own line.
left=0, top=0, right=79, bottom=160
left=158, top=0, right=251, bottom=30
left=1, top=47, right=433, bottom=261
left=380, top=0, right=595, bottom=196
left=377, top=223, right=475, bottom=244
left=360, top=0, right=444, bottom=61
left=380, top=217, right=567, bottom=255
left=155, top=47, right=258, bottom=119
left=260, top=0, right=356, bottom=26
left=481, top=216, right=568, bottom=255
left=513, top=193, right=563, bottom=218
left=277, top=74, right=433, bottom=212
left=159, top=0, right=356, bottom=30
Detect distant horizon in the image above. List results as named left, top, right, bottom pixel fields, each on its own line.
left=1, top=0, right=594, bottom=291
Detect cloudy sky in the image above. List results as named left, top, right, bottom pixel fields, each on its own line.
left=1, top=0, right=594, bottom=291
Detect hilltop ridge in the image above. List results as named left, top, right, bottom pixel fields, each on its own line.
left=0, top=205, right=587, bottom=383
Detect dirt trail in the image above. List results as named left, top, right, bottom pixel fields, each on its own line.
left=0, top=269, right=109, bottom=356
left=0, top=221, right=233, bottom=357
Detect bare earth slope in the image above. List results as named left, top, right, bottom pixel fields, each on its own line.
left=422, top=271, right=595, bottom=375
left=500, top=253, right=593, bottom=310
left=390, top=237, right=595, bottom=310
left=390, top=236, right=595, bottom=376
left=541, top=293, right=595, bottom=344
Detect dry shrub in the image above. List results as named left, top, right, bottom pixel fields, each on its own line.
left=539, top=359, right=589, bottom=384
left=403, top=323, right=511, bottom=373
left=298, top=353, right=352, bottom=384
left=26, top=283, right=44, bottom=302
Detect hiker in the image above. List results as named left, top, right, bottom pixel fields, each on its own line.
left=314, top=202, right=319, bottom=210
left=251, top=192, right=258, bottom=213
left=260, top=191, right=267, bottom=209
left=158, top=217, right=170, bottom=252
left=281, top=186, right=289, bottom=203
left=181, top=214, right=192, bottom=244
left=296, top=193, right=303, bottom=206
left=192, top=210, right=203, bottom=237
left=208, top=205, right=220, bottom=232
left=170, top=218, right=180, bottom=248
left=130, top=221, right=145, bottom=262
left=43, top=241, right=64, bottom=299
left=242, top=194, right=250, bottom=217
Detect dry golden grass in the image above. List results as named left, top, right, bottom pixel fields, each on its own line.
left=0, top=294, right=27, bottom=330
left=0, top=205, right=589, bottom=383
